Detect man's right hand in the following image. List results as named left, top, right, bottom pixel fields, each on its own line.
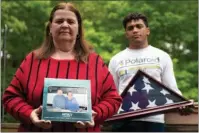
left=30, top=106, right=52, bottom=129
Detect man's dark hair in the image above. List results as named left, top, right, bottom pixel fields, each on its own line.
left=123, top=12, right=148, bottom=29
left=57, top=88, right=63, bottom=91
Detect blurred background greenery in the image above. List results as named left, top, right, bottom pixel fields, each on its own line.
left=1, top=0, right=198, bottom=123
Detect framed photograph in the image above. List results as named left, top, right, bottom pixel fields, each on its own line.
left=106, top=70, right=194, bottom=122
left=42, top=78, right=92, bottom=122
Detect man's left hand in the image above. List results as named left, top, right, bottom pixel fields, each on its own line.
left=178, top=100, right=194, bottom=115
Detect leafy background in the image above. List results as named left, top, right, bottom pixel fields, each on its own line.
left=1, top=0, right=198, bottom=122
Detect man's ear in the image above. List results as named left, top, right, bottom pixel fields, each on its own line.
left=146, top=27, right=150, bottom=36
left=125, top=30, right=128, bottom=38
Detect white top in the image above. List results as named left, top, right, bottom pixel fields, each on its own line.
left=108, top=45, right=182, bottom=123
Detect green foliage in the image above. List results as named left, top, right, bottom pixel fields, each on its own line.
left=3, top=113, right=19, bottom=123
left=173, top=59, right=198, bottom=101
left=1, top=1, right=198, bottom=122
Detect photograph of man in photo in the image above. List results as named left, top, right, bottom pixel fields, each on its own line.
left=47, top=87, right=88, bottom=113
left=52, top=88, right=66, bottom=109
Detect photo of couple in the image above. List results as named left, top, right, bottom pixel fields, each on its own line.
left=46, top=87, right=88, bottom=112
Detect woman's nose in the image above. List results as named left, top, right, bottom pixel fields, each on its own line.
left=62, top=21, right=69, bottom=27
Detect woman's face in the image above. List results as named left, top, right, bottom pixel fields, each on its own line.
left=50, top=9, right=79, bottom=46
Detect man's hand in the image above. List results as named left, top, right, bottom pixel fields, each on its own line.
left=74, top=110, right=97, bottom=128
left=30, top=106, right=52, bottom=129
left=178, top=100, right=194, bottom=115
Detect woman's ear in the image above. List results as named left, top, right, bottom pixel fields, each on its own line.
left=47, top=22, right=52, bottom=36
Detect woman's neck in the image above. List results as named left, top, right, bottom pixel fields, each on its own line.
left=51, top=48, right=75, bottom=60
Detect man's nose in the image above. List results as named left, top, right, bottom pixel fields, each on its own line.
left=132, top=27, right=139, bottom=32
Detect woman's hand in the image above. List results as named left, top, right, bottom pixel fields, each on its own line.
left=30, top=106, right=52, bottom=129
left=74, top=110, right=97, bottom=128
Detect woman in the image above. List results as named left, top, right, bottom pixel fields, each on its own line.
left=2, top=2, right=122, bottom=132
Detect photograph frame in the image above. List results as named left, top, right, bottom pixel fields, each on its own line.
left=42, top=78, right=92, bottom=122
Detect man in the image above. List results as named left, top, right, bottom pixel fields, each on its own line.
left=65, top=91, right=80, bottom=112
left=108, top=12, right=182, bottom=132
left=52, top=88, right=66, bottom=109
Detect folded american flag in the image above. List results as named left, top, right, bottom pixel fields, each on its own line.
left=106, top=70, right=193, bottom=122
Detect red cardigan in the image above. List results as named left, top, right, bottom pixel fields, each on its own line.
left=2, top=52, right=122, bottom=132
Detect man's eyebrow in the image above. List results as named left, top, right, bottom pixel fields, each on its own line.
left=127, top=24, right=144, bottom=27
left=129, top=23, right=144, bottom=26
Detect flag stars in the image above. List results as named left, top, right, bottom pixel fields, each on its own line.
left=166, top=97, right=173, bottom=104
left=130, top=102, right=141, bottom=111
left=160, top=89, right=169, bottom=95
left=147, top=100, right=157, bottom=108
left=128, top=85, right=137, bottom=95
left=142, top=83, right=154, bottom=94
left=143, top=76, right=150, bottom=84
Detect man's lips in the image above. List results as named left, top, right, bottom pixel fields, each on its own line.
left=133, top=36, right=140, bottom=38
left=133, top=35, right=140, bottom=38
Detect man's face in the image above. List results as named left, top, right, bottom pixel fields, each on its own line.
left=125, top=19, right=150, bottom=46
left=57, top=90, right=63, bottom=95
